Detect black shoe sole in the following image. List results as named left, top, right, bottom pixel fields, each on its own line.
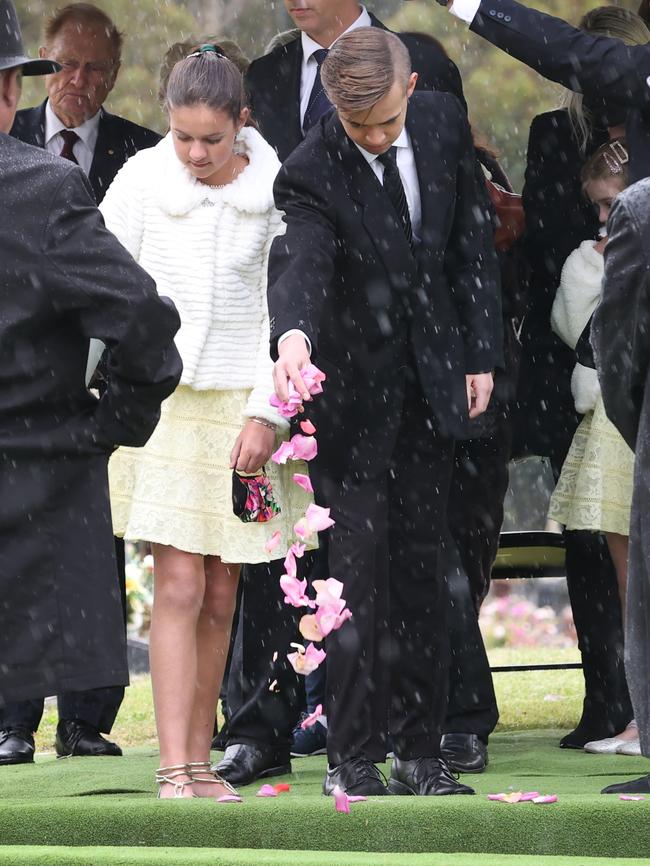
left=290, top=747, right=327, bottom=758
left=387, top=778, right=475, bottom=796
left=0, top=753, right=34, bottom=766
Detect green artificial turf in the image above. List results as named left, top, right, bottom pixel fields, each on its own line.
left=0, top=731, right=649, bottom=859
left=0, top=848, right=648, bottom=866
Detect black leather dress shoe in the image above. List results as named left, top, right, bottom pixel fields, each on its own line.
left=0, top=727, right=35, bottom=765
left=55, top=720, right=122, bottom=757
left=323, top=757, right=388, bottom=796
left=559, top=717, right=628, bottom=750
left=212, top=743, right=290, bottom=786
left=441, top=733, right=488, bottom=773
left=601, top=774, right=650, bottom=795
left=388, top=756, right=475, bottom=796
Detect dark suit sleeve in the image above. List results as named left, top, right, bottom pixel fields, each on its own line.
left=592, top=193, right=650, bottom=451
left=43, top=166, right=183, bottom=449
left=471, top=0, right=650, bottom=107
left=267, top=156, right=338, bottom=359
left=444, top=101, right=503, bottom=373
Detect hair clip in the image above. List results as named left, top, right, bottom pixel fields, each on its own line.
left=608, top=140, right=629, bottom=165
left=186, top=43, right=225, bottom=59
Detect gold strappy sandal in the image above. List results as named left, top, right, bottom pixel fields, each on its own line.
left=188, top=761, right=242, bottom=802
left=155, top=763, right=194, bottom=799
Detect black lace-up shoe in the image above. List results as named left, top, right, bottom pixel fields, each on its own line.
left=0, top=727, right=35, bottom=765
left=323, top=756, right=388, bottom=796
left=388, top=755, right=475, bottom=796
left=55, top=720, right=122, bottom=757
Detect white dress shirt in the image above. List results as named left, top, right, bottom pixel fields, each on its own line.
left=44, top=100, right=101, bottom=175
left=450, top=0, right=482, bottom=24
left=353, top=127, right=422, bottom=242
left=299, top=5, right=372, bottom=126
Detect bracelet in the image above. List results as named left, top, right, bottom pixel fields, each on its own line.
left=249, top=416, right=277, bottom=432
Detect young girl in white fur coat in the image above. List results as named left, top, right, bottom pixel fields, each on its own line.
left=549, top=140, right=637, bottom=755
left=100, top=45, right=312, bottom=799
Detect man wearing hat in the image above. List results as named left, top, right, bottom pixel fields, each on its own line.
left=0, top=0, right=182, bottom=768
left=0, top=2, right=161, bottom=767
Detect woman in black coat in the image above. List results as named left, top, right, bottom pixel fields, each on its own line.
left=515, top=5, right=650, bottom=750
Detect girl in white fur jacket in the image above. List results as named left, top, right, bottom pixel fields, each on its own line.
left=548, top=141, right=637, bottom=754
left=100, top=45, right=312, bottom=800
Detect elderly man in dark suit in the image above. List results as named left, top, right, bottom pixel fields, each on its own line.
left=0, top=0, right=181, bottom=759
left=0, top=1, right=161, bottom=766
left=268, top=27, right=501, bottom=796
left=215, top=0, right=499, bottom=789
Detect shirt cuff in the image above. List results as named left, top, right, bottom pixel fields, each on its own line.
left=450, top=0, right=481, bottom=23
left=278, top=329, right=312, bottom=356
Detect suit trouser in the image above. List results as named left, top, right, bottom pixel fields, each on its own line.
left=311, top=374, right=454, bottom=765
left=0, top=537, right=126, bottom=734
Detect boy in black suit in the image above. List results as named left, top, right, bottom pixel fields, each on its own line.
left=269, top=26, right=501, bottom=796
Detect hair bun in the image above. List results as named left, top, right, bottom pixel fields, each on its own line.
left=187, top=43, right=226, bottom=59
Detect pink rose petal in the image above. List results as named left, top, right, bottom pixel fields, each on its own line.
left=290, top=541, right=306, bottom=559
left=333, top=784, right=350, bottom=814
left=299, top=614, right=324, bottom=642
left=620, top=795, right=646, bottom=801
left=532, top=795, right=558, bottom=804
left=271, top=441, right=295, bottom=465
left=264, top=530, right=282, bottom=554
left=279, top=575, right=310, bottom=608
left=217, top=794, right=243, bottom=803
left=305, top=504, right=335, bottom=532
left=287, top=642, right=326, bottom=675
left=256, top=784, right=278, bottom=798
left=315, top=604, right=352, bottom=637
left=519, top=791, right=541, bottom=802
left=300, top=420, right=316, bottom=435
left=347, top=796, right=367, bottom=803
left=293, top=473, right=314, bottom=494
left=290, top=434, right=318, bottom=462
left=301, top=704, right=324, bottom=729
left=488, top=794, right=507, bottom=801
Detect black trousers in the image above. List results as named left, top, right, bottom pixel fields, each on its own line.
left=0, top=537, right=126, bottom=734
left=312, top=376, right=454, bottom=765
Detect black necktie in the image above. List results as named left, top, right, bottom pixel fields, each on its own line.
left=303, top=48, right=332, bottom=133
left=378, top=147, right=413, bottom=250
left=59, top=129, right=79, bottom=164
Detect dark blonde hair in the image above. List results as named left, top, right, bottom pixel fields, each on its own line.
left=321, top=27, right=411, bottom=114
left=581, top=139, right=630, bottom=191
left=164, top=44, right=246, bottom=123
left=43, top=3, right=123, bottom=62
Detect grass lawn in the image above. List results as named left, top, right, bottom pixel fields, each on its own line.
left=34, top=647, right=584, bottom=754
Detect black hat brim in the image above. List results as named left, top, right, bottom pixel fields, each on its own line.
left=0, top=56, right=60, bottom=76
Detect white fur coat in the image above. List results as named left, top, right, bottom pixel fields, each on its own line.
left=551, top=239, right=603, bottom=415
left=99, top=126, right=287, bottom=428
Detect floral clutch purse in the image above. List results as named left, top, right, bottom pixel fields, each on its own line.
left=232, top=469, right=281, bottom=523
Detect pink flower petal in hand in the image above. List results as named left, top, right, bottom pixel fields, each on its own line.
left=269, top=391, right=303, bottom=419
left=293, top=473, right=314, bottom=494
left=301, top=364, right=327, bottom=396
left=300, top=420, right=316, bottom=435
left=256, top=784, right=278, bottom=797
left=301, top=704, right=324, bottom=729
left=264, top=530, right=282, bottom=554
left=279, top=575, right=310, bottom=608
left=299, top=614, right=324, bottom=642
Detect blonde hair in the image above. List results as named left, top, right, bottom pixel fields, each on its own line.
left=321, top=27, right=411, bottom=115
left=581, top=139, right=629, bottom=192
left=562, top=7, right=650, bottom=153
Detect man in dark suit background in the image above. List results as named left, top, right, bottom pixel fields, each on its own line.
left=0, top=1, right=160, bottom=767
left=215, top=0, right=498, bottom=788
left=0, top=0, right=181, bottom=753
left=268, top=27, right=501, bottom=796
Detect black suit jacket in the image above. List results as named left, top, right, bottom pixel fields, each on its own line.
left=470, top=0, right=650, bottom=182
left=246, top=13, right=466, bottom=162
left=10, top=101, right=161, bottom=203
left=268, top=92, right=501, bottom=478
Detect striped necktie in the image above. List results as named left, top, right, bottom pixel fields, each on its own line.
left=378, top=147, right=413, bottom=250
left=303, top=48, right=332, bottom=133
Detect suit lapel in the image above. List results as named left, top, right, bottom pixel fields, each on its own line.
left=275, top=40, right=303, bottom=150
left=325, top=117, right=417, bottom=292
left=88, top=110, right=128, bottom=203
left=406, top=102, right=448, bottom=257
left=18, top=102, right=46, bottom=148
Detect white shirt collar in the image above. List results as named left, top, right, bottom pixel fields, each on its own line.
left=301, top=4, right=371, bottom=60
left=354, top=126, right=409, bottom=165
left=44, top=99, right=101, bottom=151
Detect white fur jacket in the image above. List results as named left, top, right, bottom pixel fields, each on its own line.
left=551, top=239, right=603, bottom=415
left=99, top=126, right=287, bottom=429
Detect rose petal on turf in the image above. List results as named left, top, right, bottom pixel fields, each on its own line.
left=532, top=795, right=558, bottom=804
left=300, top=420, right=316, bottom=435
left=274, top=783, right=291, bottom=793
left=264, top=530, right=282, bottom=554
left=333, top=785, right=350, bottom=814
left=488, top=794, right=507, bottom=801
left=519, top=792, right=541, bottom=802
left=620, top=795, right=646, bottom=801
left=347, top=796, right=367, bottom=803
left=218, top=795, right=243, bottom=803
left=502, top=792, right=523, bottom=803
left=256, top=784, right=278, bottom=797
